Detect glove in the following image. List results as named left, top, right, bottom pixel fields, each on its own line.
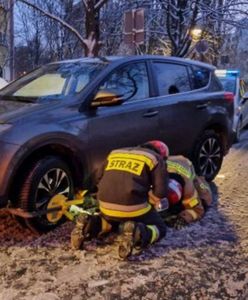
left=173, top=216, right=188, bottom=230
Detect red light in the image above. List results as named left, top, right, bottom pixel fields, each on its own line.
left=224, top=92, right=234, bottom=103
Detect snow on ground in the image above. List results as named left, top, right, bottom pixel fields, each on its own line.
left=1, top=132, right=248, bottom=300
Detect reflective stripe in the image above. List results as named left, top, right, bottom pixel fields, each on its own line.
left=199, top=182, right=211, bottom=191
left=99, top=200, right=149, bottom=212
left=101, top=218, right=112, bottom=233
left=186, top=209, right=198, bottom=220
left=111, top=149, right=158, bottom=167
left=108, top=152, right=156, bottom=171
left=100, top=204, right=151, bottom=218
left=106, top=156, right=145, bottom=175
left=167, top=160, right=193, bottom=179
left=147, top=225, right=159, bottom=243
left=182, top=197, right=199, bottom=209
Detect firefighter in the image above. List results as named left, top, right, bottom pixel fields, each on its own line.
left=163, top=155, right=213, bottom=229
left=70, top=140, right=170, bottom=259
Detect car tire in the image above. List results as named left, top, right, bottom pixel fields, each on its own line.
left=19, top=156, right=74, bottom=233
left=192, top=130, right=224, bottom=181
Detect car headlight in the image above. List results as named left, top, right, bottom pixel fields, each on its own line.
left=0, top=124, right=12, bottom=133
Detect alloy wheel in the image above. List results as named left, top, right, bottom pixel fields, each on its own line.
left=35, top=168, right=70, bottom=210
left=198, top=137, right=221, bottom=179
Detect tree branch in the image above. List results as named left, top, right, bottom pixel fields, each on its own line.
left=18, top=0, right=87, bottom=47
left=81, top=0, right=89, bottom=11
left=94, top=0, right=108, bottom=11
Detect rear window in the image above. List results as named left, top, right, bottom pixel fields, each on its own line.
left=190, top=66, right=210, bottom=89
left=153, top=62, right=191, bottom=95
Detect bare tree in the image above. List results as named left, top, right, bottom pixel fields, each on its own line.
left=157, top=0, right=200, bottom=57
left=17, top=0, right=109, bottom=57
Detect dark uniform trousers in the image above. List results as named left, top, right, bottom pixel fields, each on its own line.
left=87, top=207, right=166, bottom=247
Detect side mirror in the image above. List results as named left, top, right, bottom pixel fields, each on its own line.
left=91, top=90, right=124, bottom=107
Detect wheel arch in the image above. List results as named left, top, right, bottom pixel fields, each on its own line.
left=9, top=143, right=86, bottom=205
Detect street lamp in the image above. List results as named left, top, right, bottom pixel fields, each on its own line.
left=191, top=28, right=202, bottom=41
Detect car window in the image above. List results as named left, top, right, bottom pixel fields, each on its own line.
left=153, top=62, right=191, bottom=96
left=0, top=62, right=105, bottom=102
left=14, top=74, right=66, bottom=97
left=190, top=66, right=210, bottom=89
left=98, top=63, right=149, bottom=101
left=210, top=74, right=223, bottom=91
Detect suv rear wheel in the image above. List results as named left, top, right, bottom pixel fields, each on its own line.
left=193, top=130, right=224, bottom=181
left=19, top=156, right=74, bottom=233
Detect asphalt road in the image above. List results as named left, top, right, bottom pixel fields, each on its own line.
left=1, top=130, right=248, bottom=300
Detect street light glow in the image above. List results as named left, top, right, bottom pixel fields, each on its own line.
left=191, top=28, right=202, bottom=40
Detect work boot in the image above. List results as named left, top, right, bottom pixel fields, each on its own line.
left=70, top=214, right=91, bottom=250
left=118, top=221, right=144, bottom=259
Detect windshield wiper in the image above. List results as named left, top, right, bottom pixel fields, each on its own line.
left=0, top=95, right=36, bottom=102
left=37, top=94, right=63, bottom=102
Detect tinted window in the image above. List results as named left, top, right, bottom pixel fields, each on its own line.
left=190, top=66, right=210, bottom=89
left=210, top=74, right=223, bottom=92
left=98, top=63, right=149, bottom=101
left=153, top=63, right=191, bottom=96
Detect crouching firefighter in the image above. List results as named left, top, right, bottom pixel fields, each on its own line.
left=163, top=155, right=213, bottom=229
left=70, top=140, right=170, bottom=259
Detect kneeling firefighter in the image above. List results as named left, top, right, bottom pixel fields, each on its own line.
left=71, top=140, right=170, bottom=259
left=163, top=155, right=213, bottom=229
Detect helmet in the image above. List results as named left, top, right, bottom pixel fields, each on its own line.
left=167, top=179, right=183, bottom=205
left=145, top=140, right=169, bottom=158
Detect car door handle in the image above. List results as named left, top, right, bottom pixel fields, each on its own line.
left=143, top=111, right=159, bottom=117
left=196, top=103, right=208, bottom=109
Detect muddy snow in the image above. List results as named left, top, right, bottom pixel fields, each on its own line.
left=1, top=132, right=248, bottom=300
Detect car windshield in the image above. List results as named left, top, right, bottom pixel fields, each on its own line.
left=219, top=77, right=236, bottom=94
left=0, top=61, right=106, bottom=102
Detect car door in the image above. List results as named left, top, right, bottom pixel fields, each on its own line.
left=150, top=61, right=212, bottom=156
left=85, top=61, right=162, bottom=178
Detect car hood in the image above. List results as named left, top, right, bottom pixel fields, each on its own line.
left=0, top=99, right=52, bottom=123
left=0, top=100, right=37, bottom=119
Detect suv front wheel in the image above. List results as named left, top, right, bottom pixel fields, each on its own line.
left=193, top=130, right=224, bottom=181
left=19, top=156, right=74, bottom=233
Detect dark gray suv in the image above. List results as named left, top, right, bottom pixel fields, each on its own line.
left=0, top=55, right=233, bottom=232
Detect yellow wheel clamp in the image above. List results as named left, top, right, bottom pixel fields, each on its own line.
left=4, top=190, right=89, bottom=222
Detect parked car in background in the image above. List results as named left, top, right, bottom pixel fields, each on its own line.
left=0, top=56, right=234, bottom=232
left=215, top=69, right=248, bottom=142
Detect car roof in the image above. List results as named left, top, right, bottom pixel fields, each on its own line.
left=49, top=55, right=215, bottom=70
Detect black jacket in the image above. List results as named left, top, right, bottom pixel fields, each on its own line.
left=96, top=147, right=169, bottom=217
